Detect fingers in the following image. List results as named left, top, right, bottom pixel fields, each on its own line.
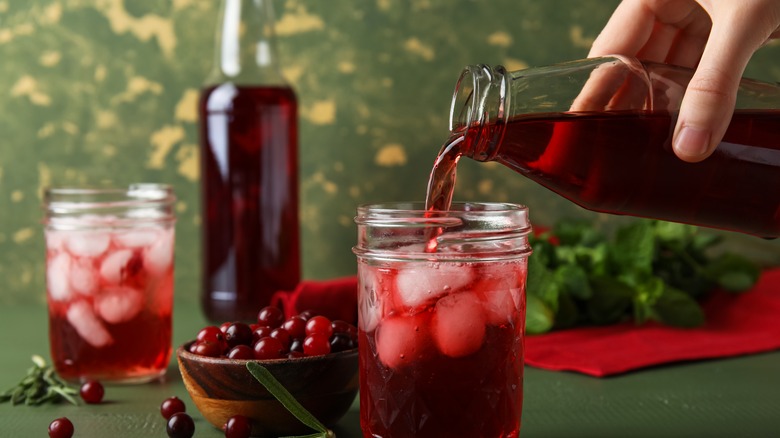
left=672, top=8, right=771, bottom=162
left=589, top=0, right=657, bottom=57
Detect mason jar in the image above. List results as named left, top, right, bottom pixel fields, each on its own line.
left=353, top=202, right=532, bottom=437
left=43, top=184, right=176, bottom=383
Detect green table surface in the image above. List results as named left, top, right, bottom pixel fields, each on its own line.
left=2, top=301, right=779, bottom=438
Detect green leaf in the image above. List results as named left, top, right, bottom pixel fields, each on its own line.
left=553, top=264, right=591, bottom=300
left=586, top=276, right=635, bottom=325
left=525, top=294, right=555, bottom=334
left=553, top=292, right=579, bottom=329
left=703, top=253, right=760, bottom=292
left=553, top=218, right=604, bottom=247
left=631, top=276, right=665, bottom=324
left=526, top=255, right=560, bottom=313
left=611, top=220, right=656, bottom=275
left=652, top=286, right=705, bottom=328
left=654, top=221, right=697, bottom=244
left=246, top=362, right=328, bottom=435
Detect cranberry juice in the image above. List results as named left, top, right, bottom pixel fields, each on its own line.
left=358, top=259, right=526, bottom=438
left=199, top=84, right=300, bottom=322
left=438, top=109, right=780, bottom=237
left=45, top=225, right=174, bottom=382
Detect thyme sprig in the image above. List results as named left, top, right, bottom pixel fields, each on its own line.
left=0, top=355, right=79, bottom=406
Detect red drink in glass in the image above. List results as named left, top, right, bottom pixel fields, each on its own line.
left=354, top=203, right=531, bottom=438
left=44, top=185, right=175, bottom=383
left=199, top=84, right=300, bottom=322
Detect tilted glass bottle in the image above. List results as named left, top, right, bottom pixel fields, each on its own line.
left=447, top=56, right=780, bottom=238
left=199, top=0, right=300, bottom=322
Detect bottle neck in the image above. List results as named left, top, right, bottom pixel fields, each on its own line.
left=449, top=65, right=509, bottom=162
left=207, top=0, right=287, bottom=86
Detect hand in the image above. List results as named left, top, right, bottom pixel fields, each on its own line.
left=589, top=0, right=780, bottom=162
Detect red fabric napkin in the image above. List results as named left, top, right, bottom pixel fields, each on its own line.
left=271, top=269, right=780, bottom=377
left=525, top=268, right=780, bottom=376
left=271, top=276, right=358, bottom=325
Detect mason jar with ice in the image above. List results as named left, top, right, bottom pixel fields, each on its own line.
left=353, top=202, right=532, bottom=437
left=43, top=184, right=176, bottom=383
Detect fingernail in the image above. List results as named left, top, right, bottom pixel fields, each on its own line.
left=673, top=126, right=710, bottom=159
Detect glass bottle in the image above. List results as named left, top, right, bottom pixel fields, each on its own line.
left=443, top=56, right=780, bottom=238
left=199, top=0, right=300, bottom=322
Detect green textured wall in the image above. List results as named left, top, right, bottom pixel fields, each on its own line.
left=1, top=0, right=778, bottom=307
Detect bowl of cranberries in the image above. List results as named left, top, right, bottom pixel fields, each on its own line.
left=176, top=306, right=358, bottom=437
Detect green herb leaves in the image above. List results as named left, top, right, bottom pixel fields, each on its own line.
left=525, top=219, right=760, bottom=334
left=0, top=355, right=79, bottom=406
left=246, top=362, right=335, bottom=438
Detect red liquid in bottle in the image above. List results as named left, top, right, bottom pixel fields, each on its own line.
left=427, top=109, right=780, bottom=238
left=199, top=84, right=300, bottom=322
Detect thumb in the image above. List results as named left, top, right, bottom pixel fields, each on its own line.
left=673, top=19, right=764, bottom=162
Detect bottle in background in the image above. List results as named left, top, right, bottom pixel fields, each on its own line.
left=199, top=0, right=300, bottom=322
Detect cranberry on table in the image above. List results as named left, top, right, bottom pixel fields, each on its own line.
left=253, top=337, right=286, bottom=360
left=281, top=315, right=307, bottom=339
left=166, top=412, right=195, bottom=438
left=305, top=316, right=333, bottom=338
left=225, top=322, right=253, bottom=348
left=79, top=380, right=104, bottom=404
left=227, top=345, right=255, bottom=360
left=160, top=396, right=187, bottom=420
left=48, top=417, right=74, bottom=438
left=257, top=306, right=285, bottom=328
left=303, top=333, right=332, bottom=356
left=224, top=415, right=253, bottom=438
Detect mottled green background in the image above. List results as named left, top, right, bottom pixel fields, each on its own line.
left=1, top=0, right=778, bottom=307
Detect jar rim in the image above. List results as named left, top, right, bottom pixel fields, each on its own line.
left=44, top=183, right=175, bottom=211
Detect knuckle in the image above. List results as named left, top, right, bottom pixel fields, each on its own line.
left=686, top=70, right=735, bottom=100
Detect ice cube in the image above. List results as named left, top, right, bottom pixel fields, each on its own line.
left=481, top=285, right=519, bottom=326
left=433, top=292, right=486, bottom=358
left=100, top=249, right=136, bottom=284
left=375, top=314, right=431, bottom=370
left=45, top=230, right=67, bottom=253
left=395, top=263, right=474, bottom=309
left=358, top=268, right=381, bottom=333
left=66, top=231, right=110, bottom=258
left=66, top=300, right=113, bottom=348
left=95, top=286, right=144, bottom=324
left=143, top=229, right=174, bottom=276
left=70, top=258, right=98, bottom=296
left=47, top=253, right=73, bottom=301
left=114, top=228, right=160, bottom=248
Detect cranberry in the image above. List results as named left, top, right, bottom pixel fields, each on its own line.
left=227, top=345, right=255, bottom=360
left=253, top=337, right=286, bottom=360
left=257, top=306, right=284, bottom=328
left=48, top=417, right=74, bottom=438
left=249, top=323, right=260, bottom=331
left=332, top=320, right=358, bottom=338
left=225, top=322, right=253, bottom=348
left=303, top=334, right=331, bottom=356
left=298, top=309, right=316, bottom=321
left=197, top=326, right=226, bottom=344
left=290, top=338, right=303, bottom=353
left=160, top=396, right=186, bottom=420
left=270, top=328, right=292, bottom=350
left=191, top=341, right=224, bottom=357
left=281, top=316, right=307, bottom=339
left=330, top=332, right=355, bottom=353
left=166, top=412, right=195, bottom=438
left=288, top=350, right=305, bottom=359
left=306, top=316, right=333, bottom=338
left=224, top=415, right=252, bottom=438
left=219, top=321, right=232, bottom=334
left=79, top=380, right=104, bottom=404
left=252, top=326, right=274, bottom=343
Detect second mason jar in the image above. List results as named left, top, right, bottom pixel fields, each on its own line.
left=354, top=202, right=532, bottom=437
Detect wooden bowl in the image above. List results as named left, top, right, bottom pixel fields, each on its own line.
left=177, top=342, right=358, bottom=437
